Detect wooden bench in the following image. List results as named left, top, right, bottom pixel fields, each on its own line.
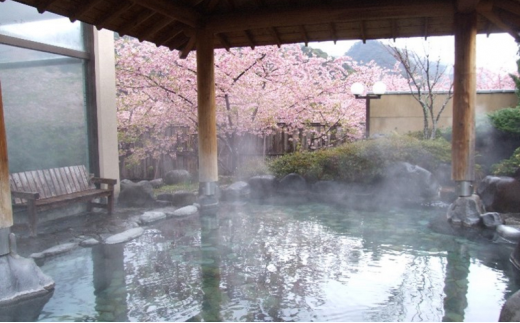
left=9, top=165, right=116, bottom=237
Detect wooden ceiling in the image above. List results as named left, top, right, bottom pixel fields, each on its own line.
left=4, top=0, right=520, bottom=57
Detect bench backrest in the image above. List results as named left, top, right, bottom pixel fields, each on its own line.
left=10, top=165, right=94, bottom=204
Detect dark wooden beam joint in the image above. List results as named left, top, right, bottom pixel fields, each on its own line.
left=244, top=30, right=256, bottom=49
left=300, top=25, right=309, bottom=46
left=457, top=0, right=481, bottom=13
left=134, top=0, right=203, bottom=29
left=36, top=0, right=58, bottom=14
left=96, top=1, right=135, bottom=30
left=69, top=0, right=104, bottom=22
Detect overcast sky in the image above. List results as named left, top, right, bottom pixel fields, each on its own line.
left=309, top=33, right=519, bottom=72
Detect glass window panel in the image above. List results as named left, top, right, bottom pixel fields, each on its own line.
left=0, top=1, right=85, bottom=52
left=0, top=44, right=89, bottom=173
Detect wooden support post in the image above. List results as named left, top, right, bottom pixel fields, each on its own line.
left=196, top=29, right=219, bottom=203
left=452, top=11, right=477, bottom=192
left=0, top=82, right=13, bottom=255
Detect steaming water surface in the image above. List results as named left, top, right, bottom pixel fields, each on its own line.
left=36, top=201, right=519, bottom=322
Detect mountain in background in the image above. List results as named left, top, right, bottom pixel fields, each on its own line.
left=345, top=40, right=398, bottom=70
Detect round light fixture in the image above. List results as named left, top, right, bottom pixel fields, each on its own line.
left=350, top=82, right=365, bottom=95
left=372, top=81, right=387, bottom=95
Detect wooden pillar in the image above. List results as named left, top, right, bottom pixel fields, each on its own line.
left=0, top=82, right=13, bottom=256
left=452, top=11, right=477, bottom=191
left=196, top=30, right=218, bottom=196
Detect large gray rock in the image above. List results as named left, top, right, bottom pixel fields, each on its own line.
left=248, top=175, right=277, bottom=199
left=156, top=191, right=196, bottom=206
left=446, top=194, right=485, bottom=227
left=500, top=289, right=520, bottom=321
left=120, top=179, right=134, bottom=190
left=118, top=180, right=156, bottom=207
left=496, top=225, right=520, bottom=243
left=104, top=227, right=145, bottom=245
left=0, top=289, right=53, bottom=322
left=481, top=212, right=504, bottom=229
left=0, top=254, right=55, bottom=304
left=221, top=181, right=250, bottom=201
left=477, top=175, right=520, bottom=213
left=163, top=170, right=191, bottom=185
left=149, top=178, right=164, bottom=188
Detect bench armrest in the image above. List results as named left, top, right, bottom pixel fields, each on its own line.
left=91, top=177, right=117, bottom=190
left=11, top=190, right=40, bottom=200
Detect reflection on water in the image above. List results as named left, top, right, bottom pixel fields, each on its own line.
left=36, top=201, right=519, bottom=322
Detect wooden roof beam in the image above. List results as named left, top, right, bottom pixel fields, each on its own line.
left=207, top=0, right=455, bottom=33
left=134, top=0, right=203, bottom=28
left=424, top=17, right=429, bottom=40
left=244, top=30, right=256, bottom=49
left=225, top=0, right=236, bottom=10
left=36, top=0, right=58, bottom=13
left=457, top=0, right=481, bottom=13
left=254, top=0, right=266, bottom=7
left=165, top=34, right=189, bottom=50
left=495, top=0, right=520, bottom=17
left=217, top=33, right=231, bottom=51
left=498, top=8, right=520, bottom=27
left=207, top=0, right=220, bottom=12
left=300, top=25, right=309, bottom=46
left=179, top=36, right=197, bottom=59
left=96, top=1, right=135, bottom=30
left=269, top=27, right=282, bottom=48
left=478, top=7, right=520, bottom=41
left=118, top=10, right=155, bottom=36
left=69, top=0, right=104, bottom=22
left=138, top=18, right=175, bottom=42
left=329, top=23, right=338, bottom=44
left=154, top=28, right=183, bottom=47
left=360, top=21, right=366, bottom=44
left=391, top=19, right=397, bottom=41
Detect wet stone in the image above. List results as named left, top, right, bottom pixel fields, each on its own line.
left=172, top=205, right=198, bottom=217
left=79, top=238, right=99, bottom=247
left=30, top=242, right=78, bottom=259
left=140, top=211, right=167, bottom=225
left=496, top=225, right=520, bottom=243
left=104, top=227, right=145, bottom=245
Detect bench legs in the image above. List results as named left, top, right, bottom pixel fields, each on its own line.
left=107, top=194, right=114, bottom=215
left=87, top=195, right=114, bottom=215
left=27, top=201, right=38, bottom=237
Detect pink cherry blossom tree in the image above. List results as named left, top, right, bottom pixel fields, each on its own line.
left=116, top=37, right=407, bottom=175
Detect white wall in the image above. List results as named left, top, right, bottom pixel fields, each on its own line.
left=93, top=29, right=120, bottom=194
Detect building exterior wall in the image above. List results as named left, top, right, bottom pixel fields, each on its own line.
left=370, top=91, right=517, bottom=135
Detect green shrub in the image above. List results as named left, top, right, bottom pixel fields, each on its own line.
left=488, top=107, right=520, bottom=135
left=268, top=134, right=451, bottom=183
left=491, top=147, right=520, bottom=176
